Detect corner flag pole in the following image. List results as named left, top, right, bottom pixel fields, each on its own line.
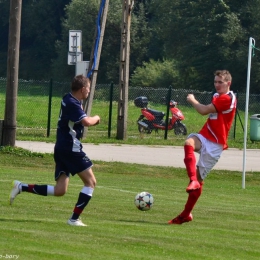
left=242, top=37, right=255, bottom=189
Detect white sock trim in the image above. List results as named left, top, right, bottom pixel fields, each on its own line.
left=81, top=186, right=94, bottom=197
left=47, top=185, right=55, bottom=195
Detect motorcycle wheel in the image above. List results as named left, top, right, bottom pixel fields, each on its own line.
left=174, top=123, right=187, bottom=135
left=138, top=120, right=153, bottom=134
left=138, top=124, right=152, bottom=134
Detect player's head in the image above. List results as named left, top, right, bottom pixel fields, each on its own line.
left=71, top=75, right=90, bottom=99
left=214, top=70, right=232, bottom=82
left=214, top=70, right=232, bottom=94
left=71, top=75, right=90, bottom=91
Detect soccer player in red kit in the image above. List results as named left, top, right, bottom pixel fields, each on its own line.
left=168, top=70, right=237, bottom=224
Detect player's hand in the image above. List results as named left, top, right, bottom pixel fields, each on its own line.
left=187, top=94, right=196, bottom=104
left=82, top=115, right=100, bottom=126
left=93, top=115, right=100, bottom=126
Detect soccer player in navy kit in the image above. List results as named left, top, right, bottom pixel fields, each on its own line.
left=10, top=75, right=100, bottom=226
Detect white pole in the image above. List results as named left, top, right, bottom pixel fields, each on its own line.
left=242, top=37, right=254, bottom=189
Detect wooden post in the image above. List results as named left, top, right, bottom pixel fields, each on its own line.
left=2, top=0, right=22, bottom=146
left=116, top=0, right=134, bottom=140
left=83, top=0, right=109, bottom=137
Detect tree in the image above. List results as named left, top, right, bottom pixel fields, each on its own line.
left=1, top=0, right=260, bottom=93
left=0, top=0, right=13, bottom=76
left=149, top=0, right=248, bottom=91
left=240, top=0, right=260, bottom=93
left=52, top=0, right=152, bottom=83
left=0, top=0, right=71, bottom=80
left=51, top=0, right=100, bottom=81
left=19, top=0, right=71, bottom=79
left=131, top=59, right=180, bottom=88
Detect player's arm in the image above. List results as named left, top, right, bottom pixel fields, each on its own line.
left=69, top=102, right=100, bottom=127
left=81, top=115, right=100, bottom=127
left=187, top=94, right=216, bottom=115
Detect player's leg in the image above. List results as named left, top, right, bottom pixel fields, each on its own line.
left=168, top=140, right=223, bottom=224
left=9, top=173, right=69, bottom=205
left=54, top=173, right=69, bottom=196
left=176, top=140, right=222, bottom=220
left=184, top=135, right=202, bottom=192
left=67, top=167, right=96, bottom=226
left=10, top=151, right=70, bottom=205
left=177, top=168, right=204, bottom=219
left=179, top=141, right=223, bottom=219
left=168, top=168, right=203, bottom=225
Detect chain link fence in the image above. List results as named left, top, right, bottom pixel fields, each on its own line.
left=0, top=77, right=259, bottom=140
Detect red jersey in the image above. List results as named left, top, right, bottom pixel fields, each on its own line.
left=199, top=91, right=237, bottom=150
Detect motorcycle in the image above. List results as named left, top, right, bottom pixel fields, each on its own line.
left=134, top=96, right=187, bottom=135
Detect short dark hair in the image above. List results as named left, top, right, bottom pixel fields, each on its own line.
left=214, top=70, right=232, bottom=82
left=71, top=75, right=90, bottom=91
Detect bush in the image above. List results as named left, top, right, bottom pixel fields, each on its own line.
left=130, top=59, right=180, bottom=88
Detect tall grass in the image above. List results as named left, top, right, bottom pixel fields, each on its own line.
left=0, top=148, right=260, bottom=260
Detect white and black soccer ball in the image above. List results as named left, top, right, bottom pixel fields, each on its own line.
left=134, top=191, right=154, bottom=211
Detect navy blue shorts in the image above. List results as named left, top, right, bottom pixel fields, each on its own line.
left=54, top=148, right=93, bottom=181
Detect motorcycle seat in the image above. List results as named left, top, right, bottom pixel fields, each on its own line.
left=147, top=108, right=165, bottom=118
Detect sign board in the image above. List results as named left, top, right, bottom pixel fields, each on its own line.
left=67, top=51, right=83, bottom=65
left=69, top=30, right=82, bottom=52
left=76, top=61, right=90, bottom=76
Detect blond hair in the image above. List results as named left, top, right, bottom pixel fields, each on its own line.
left=214, top=70, right=232, bottom=82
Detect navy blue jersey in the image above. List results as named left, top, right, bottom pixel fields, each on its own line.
left=55, top=93, right=87, bottom=152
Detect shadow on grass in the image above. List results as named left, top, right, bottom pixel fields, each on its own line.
left=117, top=218, right=169, bottom=225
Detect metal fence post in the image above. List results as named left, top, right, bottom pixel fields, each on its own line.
left=108, top=82, right=114, bottom=138
left=164, top=85, right=172, bottom=140
left=47, top=78, right=53, bottom=137
left=233, top=91, right=238, bottom=139
left=235, top=91, right=244, bottom=137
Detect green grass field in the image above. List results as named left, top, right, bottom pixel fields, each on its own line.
left=1, top=148, right=260, bottom=260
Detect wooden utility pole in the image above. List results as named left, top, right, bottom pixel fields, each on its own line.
left=116, top=0, right=134, bottom=140
left=83, top=0, right=109, bottom=126
left=2, top=0, right=22, bottom=146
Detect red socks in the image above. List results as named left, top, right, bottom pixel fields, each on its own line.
left=180, top=182, right=204, bottom=218
left=184, top=145, right=197, bottom=181
left=180, top=145, right=202, bottom=218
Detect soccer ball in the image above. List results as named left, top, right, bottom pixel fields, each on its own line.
left=134, top=191, right=154, bottom=211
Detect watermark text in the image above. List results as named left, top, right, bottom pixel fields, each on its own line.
left=0, top=255, right=19, bottom=259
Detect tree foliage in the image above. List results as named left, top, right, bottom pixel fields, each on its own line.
left=51, top=0, right=151, bottom=83
left=146, top=0, right=260, bottom=93
left=0, top=0, right=260, bottom=92
left=51, top=0, right=100, bottom=81
left=0, top=0, right=71, bottom=79
left=131, top=59, right=179, bottom=88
